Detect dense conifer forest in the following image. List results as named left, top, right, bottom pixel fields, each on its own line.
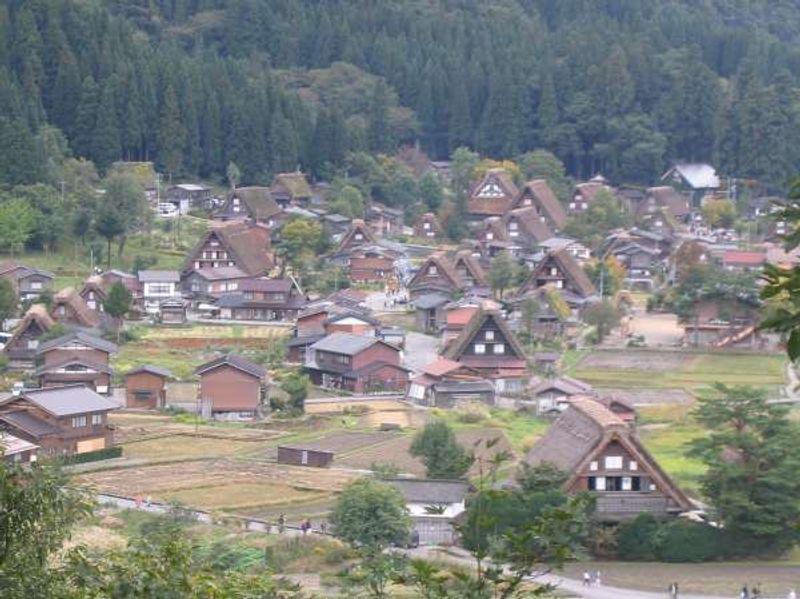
left=3, top=0, right=800, bottom=188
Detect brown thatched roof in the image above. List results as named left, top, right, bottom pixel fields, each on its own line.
left=453, top=250, right=487, bottom=286
left=271, top=172, right=312, bottom=199
left=524, top=249, right=597, bottom=298
left=51, top=287, right=102, bottom=328
left=337, top=219, right=378, bottom=253
left=526, top=397, right=692, bottom=511
left=504, top=207, right=554, bottom=244
left=646, top=186, right=690, bottom=219
left=468, top=169, right=519, bottom=216
left=3, top=304, right=54, bottom=354
left=443, top=308, right=526, bottom=362
left=516, top=179, right=567, bottom=229
left=233, top=187, right=282, bottom=221
left=184, top=222, right=273, bottom=277
left=408, top=252, right=462, bottom=292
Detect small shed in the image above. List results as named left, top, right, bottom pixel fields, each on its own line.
left=125, top=365, right=172, bottom=409
left=159, top=298, right=188, bottom=324
left=277, top=445, right=334, bottom=468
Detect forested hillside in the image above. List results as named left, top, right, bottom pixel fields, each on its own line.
left=3, top=0, right=800, bottom=187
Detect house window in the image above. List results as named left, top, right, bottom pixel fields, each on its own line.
left=191, top=281, right=200, bottom=292
left=622, top=477, right=632, bottom=491
left=27, top=340, right=39, bottom=350
left=423, top=222, right=430, bottom=230
left=509, top=221, right=518, bottom=230
left=71, top=416, right=87, bottom=428
left=355, top=233, right=363, bottom=240
left=485, top=330, right=495, bottom=341
left=493, top=343, right=505, bottom=354
left=486, top=232, right=494, bottom=240
left=428, top=265, right=437, bottom=275
left=31, top=281, right=42, bottom=290
left=629, top=460, right=638, bottom=471
left=301, top=450, right=309, bottom=465
left=593, top=476, right=607, bottom=491
left=58, top=305, right=66, bottom=316
left=148, top=283, right=172, bottom=295
left=550, top=267, right=558, bottom=276
left=589, top=461, right=598, bottom=471
left=555, top=280, right=563, bottom=289
left=605, top=456, right=623, bottom=469
left=474, top=343, right=486, bottom=354
left=523, top=198, right=531, bottom=206
left=91, top=414, right=103, bottom=426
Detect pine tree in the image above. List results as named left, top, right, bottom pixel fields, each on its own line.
left=447, top=74, right=472, bottom=152
left=367, top=78, right=392, bottom=153
left=92, top=84, right=121, bottom=172
left=156, top=84, right=185, bottom=177
left=0, top=117, right=42, bottom=185
left=73, top=76, right=100, bottom=160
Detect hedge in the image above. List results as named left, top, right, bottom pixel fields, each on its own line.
left=63, top=445, right=123, bottom=465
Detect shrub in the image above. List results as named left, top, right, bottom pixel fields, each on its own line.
left=455, top=401, right=489, bottom=424
left=0, top=354, right=8, bottom=371
left=654, top=520, right=724, bottom=562
left=616, top=513, right=660, bottom=560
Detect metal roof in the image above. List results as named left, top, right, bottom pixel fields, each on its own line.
left=664, top=163, right=720, bottom=190
left=19, top=385, right=119, bottom=416
left=0, top=410, right=61, bottom=437
left=309, top=332, right=380, bottom=356
left=138, top=270, right=181, bottom=283
left=195, top=354, right=266, bottom=379
left=125, top=364, right=173, bottom=378
left=37, top=330, right=118, bottom=355
left=386, top=478, right=471, bottom=504
left=0, top=431, right=39, bottom=455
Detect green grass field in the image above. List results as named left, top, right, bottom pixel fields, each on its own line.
left=570, top=350, right=786, bottom=391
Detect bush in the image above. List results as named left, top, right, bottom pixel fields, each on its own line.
left=616, top=513, right=660, bottom=560
left=654, top=520, right=724, bottom=562
left=62, top=445, right=122, bottom=465
left=455, top=401, right=490, bottom=424
left=0, top=354, right=8, bottom=371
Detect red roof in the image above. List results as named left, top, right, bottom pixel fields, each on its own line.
left=422, top=358, right=463, bottom=377
left=722, top=251, right=766, bottom=266
left=446, top=307, right=479, bottom=326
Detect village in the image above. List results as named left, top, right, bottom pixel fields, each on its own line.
left=0, top=154, right=797, bottom=596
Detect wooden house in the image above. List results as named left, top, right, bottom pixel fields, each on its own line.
left=277, top=445, right=334, bottom=468
left=525, top=397, right=692, bottom=521
left=721, top=250, right=766, bottom=273
left=335, top=219, right=378, bottom=255
left=569, top=180, right=612, bottom=214
left=452, top=250, right=487, bottom=289
left=125, top=365, right=172, bottom=409
left=682, top=296, right=761, bottom=349
left=661, top=163, right=720, bottom=207
left=0, top=385, right=117, bottom=457
left=643, top=187, right=691, bottom=224
left=366, top=204, right=404, bottom=237
left=408, top=253, right=463, bottom=300
left=608, top=242, right=662, bottom=290
left=519, top=250, right=598, bottom=307
left=406, top=358, right=495, bottom=408
left=50, top=288, right=103, bottom=330
left=271, top=172, right=313, bottom=208
left=386, top=478, right=472, bottom=545
left=36, top=331, right=118, bottom=394
left=476, top=217, right=518, bottom=258
left=414, top=212, right=443, bottom=240
left=138, top=271, right=181, bottom=314
left=467, top=168, right=519, bottom=219
left=182, top=222, right=273, bottom=279
left=323, top=311, right=380, bottom=336
left=182, top=266, right=250, bottom=298
left=349, top=246, right=397, bottom=283
left=527, top=376, right=594, bottom=415
left=217, top=186, right=282, bottom=225
left=196, top=354, right=267, bottom=419
left=99, top=270, right=140, bottom=296
left=158, top=298, right=188, bottom=324
left=413, top=293, right=451, bottom=334
left=442, top=308, right=528, bottom=393
left=216, top=278, right=305, bottom=321
left=3, top=304, right=54, bottom=369
left=305, top=333, right=408, bottom=393
left=510, top=180, right=567, bottom=231
left=1, top=432, right=38, bottom=465
left=79, top=276, right=107, bottom=312
left=0, top=262, right=54, bottom=301
left=167, top=183, right=213, bottom=212
left=503, top=207, right=554, bottom=249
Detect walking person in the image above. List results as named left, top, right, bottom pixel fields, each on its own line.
left=741, top=584, right=750, bottom=599
left=752, top=584, right=761, bottom=599
left=277, top=513, right=286, bottom=534
left=788, top=588, right=797, bottom=599
left=583, top=571, right=591, bottom=587
left=594, top=570, right=601, bottom=587
left=670, top=581, right=679, bottom=598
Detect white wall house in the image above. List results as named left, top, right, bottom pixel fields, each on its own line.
left=138, top=270, right=181, bottom=314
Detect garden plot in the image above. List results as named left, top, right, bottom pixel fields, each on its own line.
left=335, top=428, right=516, bottom=477
left=76, top=459, right=359, bottom=513
left=259, top=430, right=402, bottom=462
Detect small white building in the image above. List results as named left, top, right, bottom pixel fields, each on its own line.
left=137, top=270, right=181, bottom=314
left=386, top=478, right=472, bottom=545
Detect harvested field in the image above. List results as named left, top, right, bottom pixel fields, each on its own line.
left=276, top=431, right=400, bottom=455
left=77, top=459, right=359, bottom=511
left=142, top=324, right=290, bottom=339
left=578, top=350, right=692, bottom=371
left=123, top=435, right=273, bottom=460
left=599, top=388, right=694, bottom=405
left=305, top=399, right=429, bottom=429
left=335, top=428, right=516, bottom=477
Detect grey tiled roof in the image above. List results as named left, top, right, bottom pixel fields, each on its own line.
left=125, top=364, right=173, bottom=378
left=195, top=354, right=266, bottom=379
left=0, top=410, right=61, bottom=437
left=138, top=270, right=181, bottom=283
left=386, top=478, right=471, bottom=504
left=37, top=330, right=118, bottom=355
left=309, top=333, right=379, bottom=356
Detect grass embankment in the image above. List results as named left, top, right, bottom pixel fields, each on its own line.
left=15, top=216, right=208, bottom=289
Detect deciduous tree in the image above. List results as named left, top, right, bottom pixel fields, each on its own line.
left=410, top=420, right=474, bottom=479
